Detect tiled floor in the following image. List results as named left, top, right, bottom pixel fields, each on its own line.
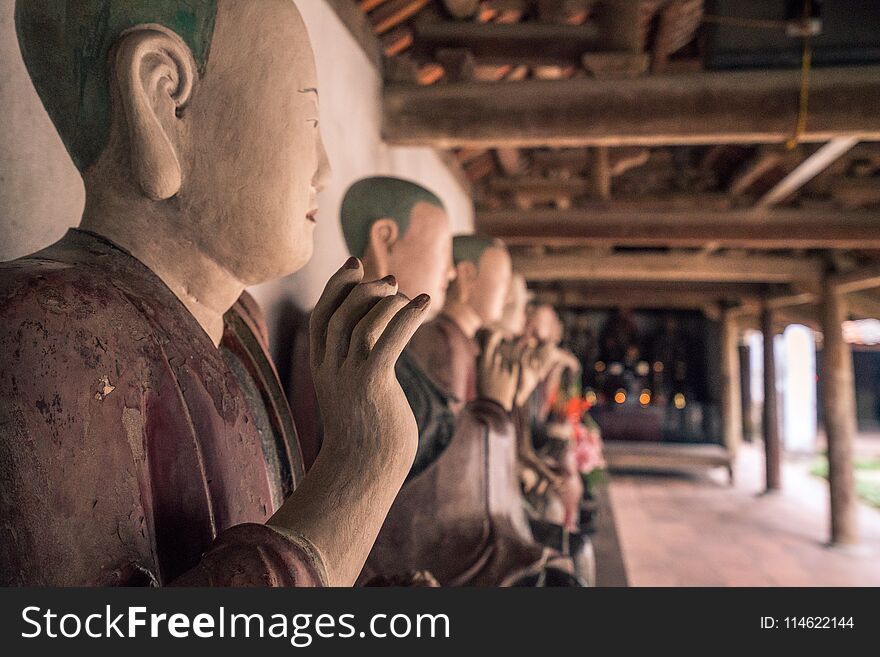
left=609, top=442, right=880, bottom=586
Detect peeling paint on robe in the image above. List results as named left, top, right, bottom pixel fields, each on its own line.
left=0, top=229, right=322, bottom=586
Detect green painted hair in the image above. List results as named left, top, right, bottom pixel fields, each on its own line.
left=15, top=0, right=219, bottom=172
left=452, top=234, right=501, bottom=267
left=340, top=176, right=446, bottom=258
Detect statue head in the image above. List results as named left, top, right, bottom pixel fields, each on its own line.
left=526, top=304, right=563, bottom=345
left=449, top=235, right=512, bottom=327
left=341, top=176, right=454, bottom=317
left=495, top=274, right=530, bottom=337
left=16, top=0, right=330, bottom=285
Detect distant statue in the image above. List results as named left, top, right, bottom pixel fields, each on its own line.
left=0, top=0, right=429, bottom=587
left=291, top=176, right=458, bottom=473
left=398, top=236, right=579, bottom=585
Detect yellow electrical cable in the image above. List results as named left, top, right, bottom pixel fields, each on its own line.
left=786, top=0, right=813, bottom=150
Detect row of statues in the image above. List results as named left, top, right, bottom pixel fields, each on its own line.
left=0, top=0, right=590, bottom=587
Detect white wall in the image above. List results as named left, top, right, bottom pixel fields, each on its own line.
left=0, top=1, right=85, bottom=261
left=0, top=0, right=473, bottom=357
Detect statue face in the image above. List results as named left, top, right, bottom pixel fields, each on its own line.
left=469, top=245, right=512, bottom=326
left=526, top=305, right=562, bottom=344
left=178, top=1, right=330, bottom=284
left=387, top=202, right=454, bottom=317
left=497, top=274, right=529, bottom=336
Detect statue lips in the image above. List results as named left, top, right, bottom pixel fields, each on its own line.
left=306, top=208, right=318, bottom=223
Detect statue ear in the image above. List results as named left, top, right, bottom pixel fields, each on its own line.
left=367, top=218, right=400, bottom=270
left=112, top=26, right=196, bottom=200
left=369, top=218, right=399, bottom=249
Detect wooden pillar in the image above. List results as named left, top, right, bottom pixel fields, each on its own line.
left=591, top=146, right=611, bottom=201
left=761, top=305, right=782, bottom=491
left=820, top=274, right=859, bottom=545
left=720, top=310, right=743, bottom=463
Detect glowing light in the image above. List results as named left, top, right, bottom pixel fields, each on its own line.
left=585, top=390, right=598, bottom=405
left=653, top=361, right=664, bottom=373
left=639, top=390, right=651, bottom=406
left=674, top=393, right=686, bottom=410
left=614, top=390, right=626, bottom=404
left=594, top=361, right=606, bottom=373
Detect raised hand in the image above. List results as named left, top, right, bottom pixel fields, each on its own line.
left=514, top=339, right=557, bottom=408
left=477, top=330, right=520, bottom=412
left=270, top=258, right=431, bottom=586
left=310, top=257, right=430, bottom=467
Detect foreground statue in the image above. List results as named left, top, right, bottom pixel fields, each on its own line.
left=0, top=1, right=429, bottom=586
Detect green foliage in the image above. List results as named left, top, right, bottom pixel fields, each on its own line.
left=810, top=454, right=880, bottom=509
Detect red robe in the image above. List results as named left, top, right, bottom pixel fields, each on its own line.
left=0, top=230, right=323, bottom=586
left=365, top=314, right=560, bottom=586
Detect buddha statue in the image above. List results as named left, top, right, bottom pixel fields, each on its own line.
left=0, top=0, right=430, bottom=587
left=291, top=176, right=459, bottom=473
left=387, top=234, right=579, bottom=585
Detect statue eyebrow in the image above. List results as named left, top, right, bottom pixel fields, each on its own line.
left=299, top=87, right=319, bottom=98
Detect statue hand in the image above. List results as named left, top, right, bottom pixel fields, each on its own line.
left=310, top=258, right=430, bottom=468
left=558, top=349, right=582, bottom=376
left=477, top=331, right=519, bottom=412
left=514, top=339, right=557, bottom=407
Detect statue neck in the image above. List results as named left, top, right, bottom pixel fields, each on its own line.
left=442, top=298, right=483, bottom=339
left=79, top=200, right=244, bottom=348
left=360, top=249, right=386, bottom=282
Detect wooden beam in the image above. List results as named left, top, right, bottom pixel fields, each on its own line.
left=370, top=0, right=430, bottom=35
left=487, top=176, right=590, bottom=199
left=411, top=21, right=604, bottom=66
left=819, top=273, right=859, bottom=546
left=477, top=207, right=880, bottom=250
left=846, top=292, right=880, bottom=320
left=437, top=150, right=473, bottom=198
left=727, top=148, right=784, bottom=197
left=513, top=252, right=822, bottom=286
left=361, top=0, right=391, bottom=11
left=830, top=262, right=880, bottom=294
left=756, top=138, right=859, bottom=208
left=384, top=67, right=880, bottom=148
left=531, top=283, right=764, bottom=310
left=832, top=177, right=880, bottom=209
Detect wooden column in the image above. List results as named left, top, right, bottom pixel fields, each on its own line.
left=720, top=310, right=743, bottom=462
left=820, top=274, right=859, bottom=545
left=761, top=305, right=782, bottom=491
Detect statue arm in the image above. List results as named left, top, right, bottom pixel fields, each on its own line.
left=171, top=524, right=327, bottom=586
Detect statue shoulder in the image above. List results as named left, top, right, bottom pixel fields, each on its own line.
left=0, top=256, right=159, bottom=585
left=0, top=252, right=159, bottom=345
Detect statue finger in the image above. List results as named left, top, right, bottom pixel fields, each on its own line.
left=350, top=292, right=410, bottom=357
left=326, top=275, right=398, bottom=363
left=370, top=294, right=431, bottom=370
left=480, top=329, right=505, bottom=371
left=310, top=258, right=363, bottom=368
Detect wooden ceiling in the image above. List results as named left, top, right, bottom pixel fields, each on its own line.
left=350, top=0, right=880, bottom=320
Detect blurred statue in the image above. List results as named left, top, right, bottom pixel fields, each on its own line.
left=373, top=233, right=576, bottom=585
left=494, top=273, right=530, bottom=339
left=0, top=1, right=429, bottom=587
left=292, top=176, right=459, bottom=476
